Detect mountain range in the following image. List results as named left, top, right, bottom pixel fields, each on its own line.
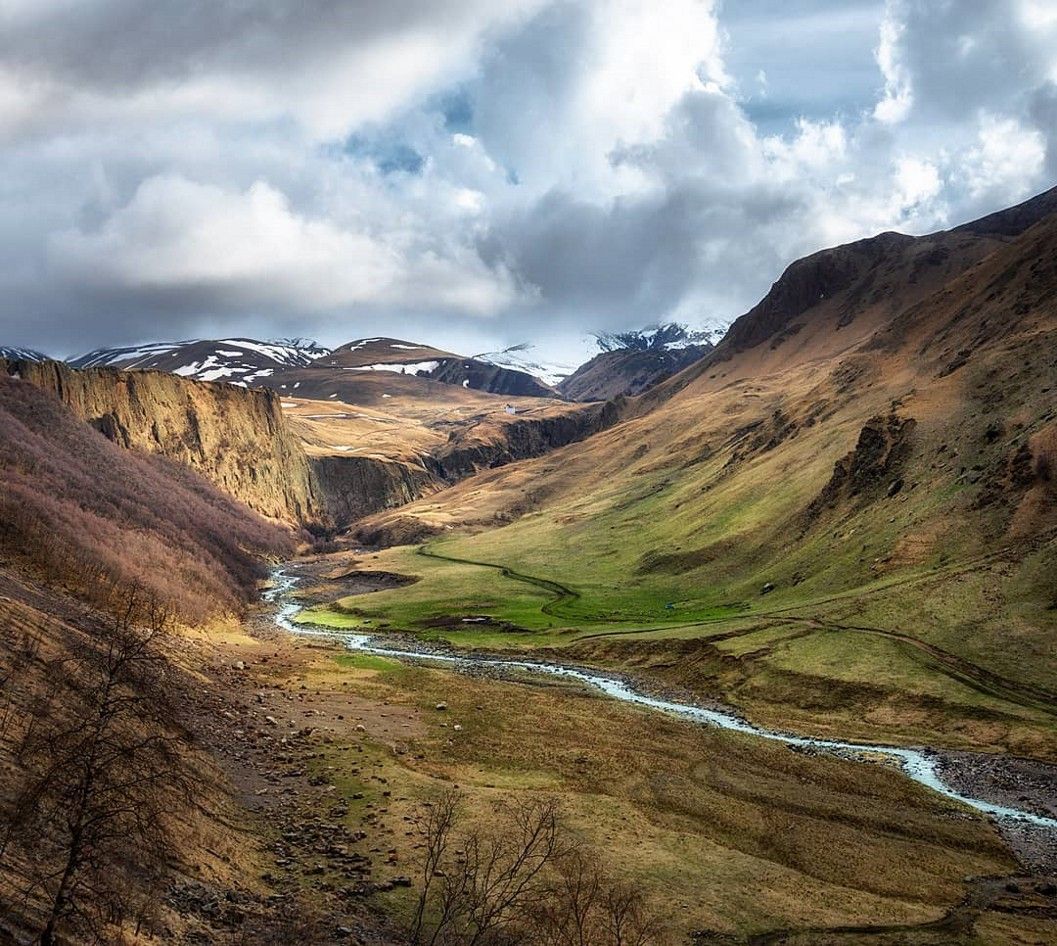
left=18, top=323, right=722, bottom=403
left=3, top=184, right=1057, bottom=946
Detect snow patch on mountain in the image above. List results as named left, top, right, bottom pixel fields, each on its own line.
left=346, top=361, right=440, bottom=375
left=0, top=346, right=48, bottom=362
left=72, top=341, right=185, bottom=369
left=476, top=344, right=577, bottom=387
left=592, top=322, right=725, bottom=354
left=70, top=337, right=331, bottom=383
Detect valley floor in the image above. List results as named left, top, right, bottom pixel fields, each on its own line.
left=221, top=553, right=1057, bottom=946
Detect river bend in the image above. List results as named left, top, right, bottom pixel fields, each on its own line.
left=265, top=568, right=1057, bottom=832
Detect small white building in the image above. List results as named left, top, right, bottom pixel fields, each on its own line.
left=504, top=404, right=517, bottom=415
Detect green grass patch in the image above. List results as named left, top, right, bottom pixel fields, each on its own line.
left=293, top=607, right=372, bottom=629
left=333, top=652, right=401, bottom=673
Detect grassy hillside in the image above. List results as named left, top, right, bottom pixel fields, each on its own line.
left=314, top=192, right=1057, bottom=756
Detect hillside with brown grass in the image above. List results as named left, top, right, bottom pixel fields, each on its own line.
left=2, top=358, right=323, bottom=525
left=0, top=375, right=296, bottom=621
left=280, top=374, right=617, bottom=527
left=348, top=186, right=1057, bottom=756
left=0, top=375, right=365, bottom=944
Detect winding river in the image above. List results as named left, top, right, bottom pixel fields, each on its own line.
left=266, top=567, right=1057, bottom=832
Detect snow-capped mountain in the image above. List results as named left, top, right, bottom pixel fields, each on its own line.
left=475, top=344, right=579, bottom=388
left=70, top=338, right=330, bottom=385
left=558, top=322, right=722, bottom=401
left=0, top=346, right=48, bottom=362
left=57, top=325, right=723, bottom=401
left=593, top=322, right=725, bottom=354
left=324, top=337, right=558, bottom=398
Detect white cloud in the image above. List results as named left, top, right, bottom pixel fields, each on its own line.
left=964, top=113, right=1046, bottom=202
left=1021, top=0, right=1057, bottom=30
left=0, top=0, right=552, bottom=140
left=763, top=119, right=848, bottom=179
left=874, top=5, right=911, bottom=123
left=50, top=175, right=517, bottom=315
left=894, top=156, right=941, bottom=208
left=1, top=0, right=1056, bottom=358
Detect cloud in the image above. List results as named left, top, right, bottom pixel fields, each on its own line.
left=0, top=0, right=549, bottom=138
left=964, top=114, right=1046, bottom=202
left=0, top=0, right=1055, bottom=358
left=874, top=6, right=911, bottom=123
left=50, top=175, right=518, bottom=315
left=873, top=0, right=1057, bottom=124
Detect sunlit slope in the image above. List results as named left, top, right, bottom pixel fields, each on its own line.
left=336, top=191, right=1057, bottom=751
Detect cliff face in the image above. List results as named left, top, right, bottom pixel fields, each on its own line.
left=307, top=400, right=623, bottom=529
left=431, top=400, right=622, bottom=480
left=1, top=359, right=619, bottom=532
left=2, top=359, right=322, bottom=525
left=311, top=455, right=438, bottom=526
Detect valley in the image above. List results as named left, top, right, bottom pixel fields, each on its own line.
left=200, top=553, right=1057, bottom=945
left=6, top=4, right=1057, bottom=944
left=269, top=188, right=1057, bottom=940
left=3, top=186, right=1057, bottom=945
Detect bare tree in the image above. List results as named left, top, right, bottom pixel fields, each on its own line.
left=411, top=793, right=566, bottom=946
left=2, top=584, right=192, bottom=945
left=533, top=850, right=601, bottom=946
left=599, top=882, right=661, bottom=946
left=411, top=788, right=462, bottom=944
left=409, top=792, right=664, bottom=946
left=532, top=851, right=662, bottom=946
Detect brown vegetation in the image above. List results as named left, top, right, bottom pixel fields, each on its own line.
left=0, top=376, right=294, bottom=621
left=2, top=357, right=322, bottom=524
left=410, top=790, right=662, bottom=946
left=1, top=586, right=191, bottom=945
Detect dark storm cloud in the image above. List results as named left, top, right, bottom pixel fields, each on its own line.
left=484, top=189, right=701, bottom=318
left=1, top=0, right=500, bottom=90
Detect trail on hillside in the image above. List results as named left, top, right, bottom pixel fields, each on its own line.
left=416, top=544, right=581, bottom=617
left=416, top=543, right=1057, bottom=721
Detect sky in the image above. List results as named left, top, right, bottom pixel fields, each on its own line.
left=1, top=0, right=1056, bottom=360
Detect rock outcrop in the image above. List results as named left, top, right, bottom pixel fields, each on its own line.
left=808, top=414, right=917, bottom=516
left=311, top=455, right=438, bottom=527
left=430, top=399, right=623, bottom=480
left=2, top=358, right=323, bottom=525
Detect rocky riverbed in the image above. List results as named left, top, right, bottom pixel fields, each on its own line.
left=271, top=556, right=1057, bottom=875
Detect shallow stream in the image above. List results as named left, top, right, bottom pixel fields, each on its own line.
left=266, top=567, right=1057, bottom=832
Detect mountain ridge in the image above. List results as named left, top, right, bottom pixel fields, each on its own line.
left=557, top=323, right=716, bottom=401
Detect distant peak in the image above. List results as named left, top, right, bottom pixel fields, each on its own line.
left=263, top=337, right=329, bottom=355
left=592, top=322, right=722, bottom=353
left=0, top=345, right=48, bottom=362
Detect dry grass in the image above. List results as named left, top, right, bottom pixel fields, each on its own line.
left=276, top=647, right=1019, bottom=942
left=0, top=377, right=295, bottom=621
